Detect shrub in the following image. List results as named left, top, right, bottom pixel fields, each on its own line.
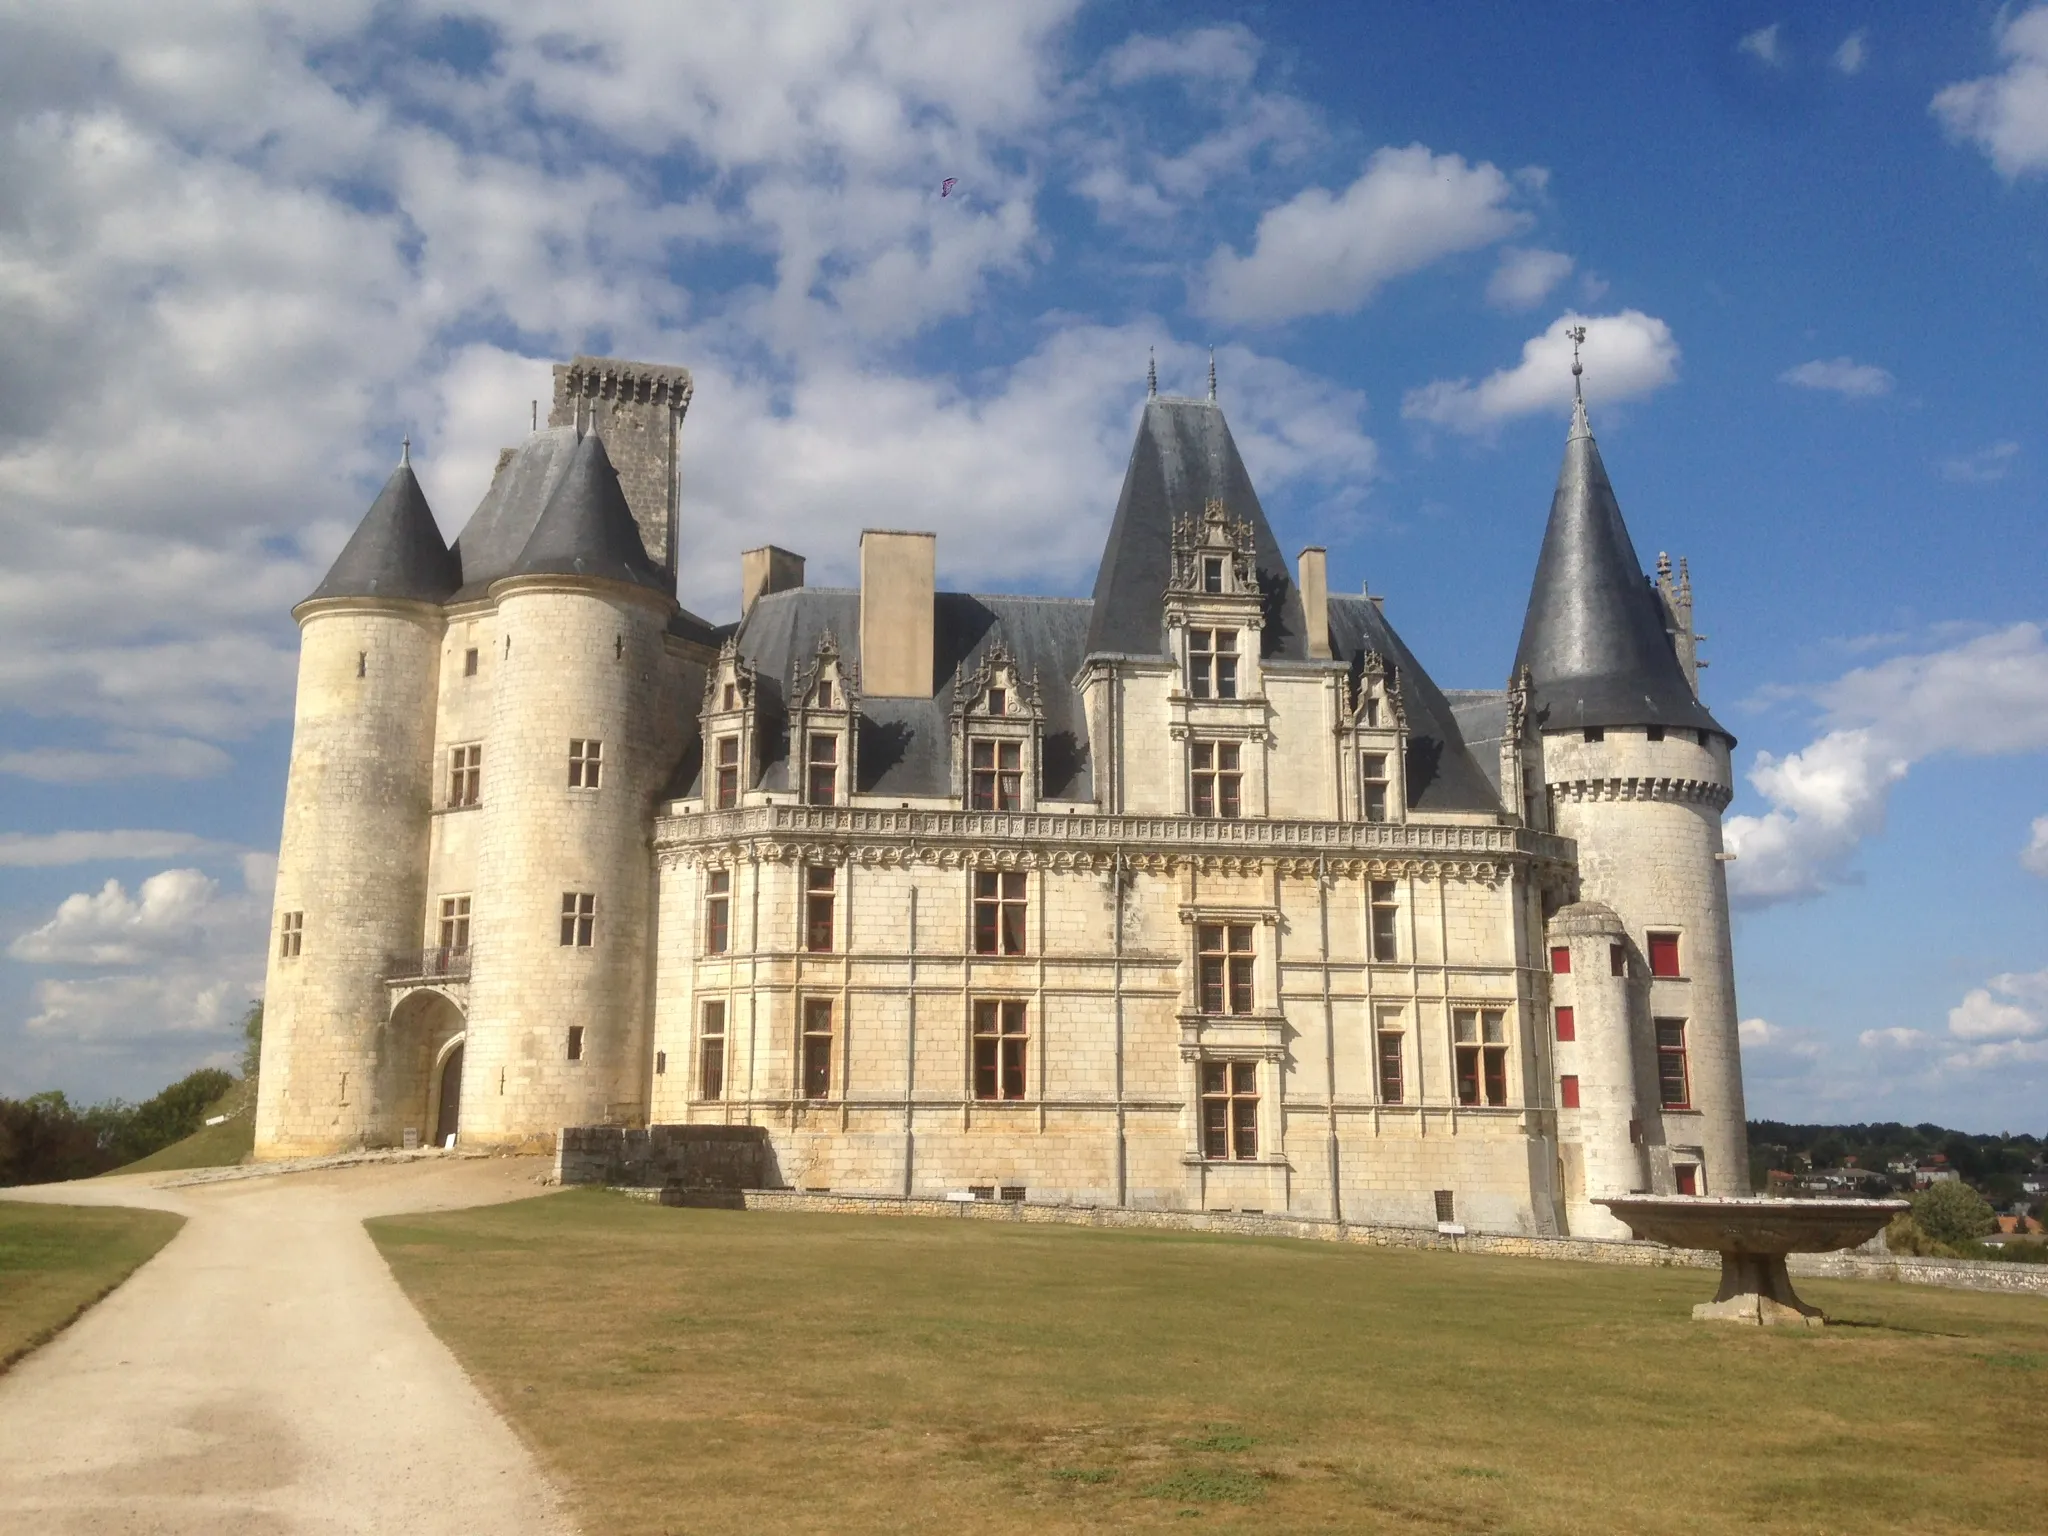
left=1912, top=1180, right=1999, bottom=1246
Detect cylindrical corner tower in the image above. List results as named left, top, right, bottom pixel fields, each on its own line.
left=1547, top=898, right=1646, bottom=1237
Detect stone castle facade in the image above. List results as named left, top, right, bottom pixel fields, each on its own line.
left=256, top=353, right=1747, bottom=1240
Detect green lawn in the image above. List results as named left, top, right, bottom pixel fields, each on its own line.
left=369, top=1191, right=2048, bottom=1535
left=0, top=1203, right=184, bottom=1372
left=105, top=1081, right=255, bottom=1176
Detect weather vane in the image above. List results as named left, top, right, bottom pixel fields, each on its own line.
left=1567, top=325, right=1587, bottom=400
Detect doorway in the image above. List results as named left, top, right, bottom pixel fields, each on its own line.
left=435, top=1041, right=464, bottom=1145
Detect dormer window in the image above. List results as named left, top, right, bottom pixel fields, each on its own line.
left=987, top=686, right=1006, bottom=717
left=816, top=680, right=833, bottom=709
left=723, top=683, right=736, bottom=710
left=1203, top=555, right=1224, bottom=593
left=806, top=735, right=838, bottom=805
left=715, top=736, right=740, bottom=809
left=1362, top=696, right=1379, bottom=728
left=1361, top=753, right=1390, bottom=822
left=970, top=740, right=1022, bottom=811
left=1188, top=628, right=1238, bottom=699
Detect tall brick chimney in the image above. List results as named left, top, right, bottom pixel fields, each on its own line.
left=550, top=356, right=694, bottom=590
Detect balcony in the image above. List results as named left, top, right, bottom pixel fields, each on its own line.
left=384, top=947, right=472, bottom=984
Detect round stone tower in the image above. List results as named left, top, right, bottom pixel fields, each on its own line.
left=256, top=454, right=457, bottom=1157
left=1515, top=393, right=1747, bottom=1219
left=461, top=429, right=678, bottom=1148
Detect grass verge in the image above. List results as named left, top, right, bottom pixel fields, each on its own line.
left=370, top=1191, right=2048, bottom=1535
left=0, top=1203, right=184, bottom=1372
left=106, top=1080, right=255, bottom=1176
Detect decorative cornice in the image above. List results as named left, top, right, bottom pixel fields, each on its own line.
left=1547, top=776, right=1733, bottom=811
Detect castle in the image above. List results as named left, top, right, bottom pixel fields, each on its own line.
left=256, top=352, right=1747, bottom=1239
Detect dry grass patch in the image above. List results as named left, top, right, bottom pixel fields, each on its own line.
left=370, top=1191, right=2048, bottom=1535
left=0, top=1202, right=184, bottom=1371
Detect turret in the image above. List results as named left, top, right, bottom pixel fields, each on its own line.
left=257, top=452, right=456, bottom=1156
left=1514, top=388, right=1747, bottom=1225
left=462, top=429, right=681, bottom=1148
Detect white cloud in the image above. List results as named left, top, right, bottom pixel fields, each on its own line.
left=1779, top=357, right=1894, bottom=398
left=1948, top=970, right=2048, bottom=1042
left=9, top=869, right=228, bottom=966
left=1102, top=24, right=1261, bottom=87
left=22, top=971, right=252, bottom=1045
left=2024, top=815, right=2048, bottom=876
left=1727, top=624, right=2048, bottom=905
left=1400, top=311, right=1680, bottom=436
left=1834, top=30, right=1868, bottom=76
left=1740, top=24, right=1788, bottom=70
left=1486, top=248, right=1575, bottom=311
left=1932, top=7, right=2048, bottom=178
left=1942, top=440, right=2020, bottom=484
left=0, top=830, right=234, bottom=867
left=1742, top=1016, right=1821, bottom=1056
left=1199, top=145, right=1532, bottom=324
left=1858, top=1027, right=1928, bottom=1048
left=0, top=734, right=236, bottom=783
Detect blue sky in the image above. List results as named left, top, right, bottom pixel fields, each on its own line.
left=2, top=2, right=2043, bottom=1128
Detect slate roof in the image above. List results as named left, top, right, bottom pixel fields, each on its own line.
left=1326, top=597, right=1504, bottom=813
left=1512, top=401, right=1727, bottom=739
left=1086, top=396, right=1308, bottom=660
left=451, top=426, right=578, bottom=600
left=508, top=430, right=669, bottom=592
left=304, top=460, right=459, bottom=605
left=678, top=588, right=1096, bottom=802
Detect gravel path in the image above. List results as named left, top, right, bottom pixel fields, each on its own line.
left=0, top=1156, right=575, bottom=1535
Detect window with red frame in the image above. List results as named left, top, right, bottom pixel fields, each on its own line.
left=1559, top=1074, right=1580, bottom=1109
left=1553, top=1005, right=1575, bottom=1042
left=1648, top=932, right=1682, bottom=978
left=1549, top=945, right=1571, bottom=974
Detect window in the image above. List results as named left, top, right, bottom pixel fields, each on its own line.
left=1361, top=753, right=1390, bottom=822
left=560, top=892, right=595, bottom=947
left=704, top=869, right=730, bottom=955
left=700, top=1001, right=727, bottom=1100
left=1189, top=742, right=1242, bottom=818
left=1583, top=727, right=1604, bottom=743
left=1553, top=1005, right=1575, bottom=1042
left=1559, top=1074, right=1581, bottom=1109
left=278, top=910, right=303, bottom=958
left=1696, top=729, right=1711, bottom=748
left=801, top=999, right=833, bottom=1098
left=1197, top=923, right=1255, bottom=1015
left=463, top=647, right=478, bottom=677
left=986, top=686, right=1007, bottom=716
left=970, top=740, right=1022, bottom=811
left=1656, top=1020, right=1690, bottom=1108
left=448, top=744, right=481, bottom=807
left=1648, top=932, right=1682, bottom=978
left=1549, top=945, right=1571, bottom=975
left=973, top=871, right=1027, bottom=955
left=567, top=738, right=602, bottom=789
left=805, top=866, right=835, bottom=952
left=972, top=999, right=1028, bottom=1100
left=1453, top=1008, right=1509, bottom=1107
left=715, top=736, right=740, bottom=809
left=1434, top=1190, right=1456, bottom=1224
left=1202, top=555, right=1224, bottom=594
left=1674, top=1163, right=1700, bottom=1196
left=655, top=1051, right=667, bottom=1075
left=806, top=734, right=838, bottom=805
left=722, top=683, right=737, bottom=710
left=566, top=1025, right=584, bottom=1062
left=1187, top=628, right=1239, bottom=699
left=356, top=651, right=367, bottom=678
left=1646, top=725, right=1665, bottom=742
left=1200, top=1060, right=1258, bottom=1159
left=1377, top=1025, right=1405, bottom=1105
left=438, top=896, right=470, bottom=954
left=1370, top=881, right=1400, bottom=963
left=1361, top=696, right=1380, bottom=728
left=815, top=679, right=833, bottom=709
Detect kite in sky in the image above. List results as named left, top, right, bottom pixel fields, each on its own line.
left=940, top=178, right=957, bottom=198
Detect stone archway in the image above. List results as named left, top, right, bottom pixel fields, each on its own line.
left=431, top=1035, right=466, bottom=1147
left=380, top=989, right=467, bottom=1148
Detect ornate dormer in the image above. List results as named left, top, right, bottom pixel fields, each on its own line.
left=949, top=635, right=1042, bottom=812
left=1164, top=499, right=1267, bottom=703
left=791, top=629, right=859, bottom=808
left=1169, top=497, right=1257, bottom=598
left=699, top=636, right=760, bottom=811
left=1340, top=650, right=1408, bottom=824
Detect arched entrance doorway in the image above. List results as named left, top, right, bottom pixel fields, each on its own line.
left=435, top=1040, right=465, bottom=1145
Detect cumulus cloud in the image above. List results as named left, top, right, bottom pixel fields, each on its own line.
left=1102, top=23, right=1261, bottom=87
left=1727, top=624, right=2048, bottom=905
left=1941, top=968, right=2048, bottom=1071
left=1401, top=311, right=1680, bottom=436
left=1779, top=357, right=1894, bottom=398
left=1834, top=31, right=1868, bottom=76
left=0, top=830, right=235, bottom=867
left=1486, top=248, right=1575, bottom=310
left=1199, top=145, right=1533, bottom=324
left=1942, top=440, right=2020, bottom=484
left=1740, top=24, right=1788, bottom=70
left=2024, top=815, right=2048, bottom=876
left=1932, top=7, right=2048, bottom=178
left=1742, top=1017, right=1820, bottom=1057
left=1859, top=1027, right=1928, bottom=1049
left=10, top=870, right=227, bottom=966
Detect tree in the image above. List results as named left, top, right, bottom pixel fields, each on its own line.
left=242, top=999, right=264, bottom=1081
left=1912, top=1179, right=1998, bottom=1246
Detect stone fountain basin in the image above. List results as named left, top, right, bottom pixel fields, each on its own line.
left=1597, top=1195, right=1909, bottom=1327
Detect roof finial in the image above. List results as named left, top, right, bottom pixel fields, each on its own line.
left=1147, top=347, right=1157, bottom=399
left=1207, top=345, right=1217, bottom=402
left=400, top=434, right=411, bottom=467
left=1568, top=324, right=1587, bottom=402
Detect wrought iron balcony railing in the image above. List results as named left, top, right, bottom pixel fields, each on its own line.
left=384, top=947, right=472, bottom=983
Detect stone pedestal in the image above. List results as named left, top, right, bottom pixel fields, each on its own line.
left=1694, top=1251, right=1825, bottom=1328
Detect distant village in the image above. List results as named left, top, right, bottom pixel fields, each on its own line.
left=1750, top=1121, right=2046, bottom=1246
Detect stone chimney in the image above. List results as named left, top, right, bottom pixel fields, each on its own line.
left=1297, top=547, right=1331, bottom=660
left=549, top=356, right=694, bottom=587
left=741, top=545, right=805, bottom=617
left=859, top=530, right=935, bottom=698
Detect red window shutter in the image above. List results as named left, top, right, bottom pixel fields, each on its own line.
left=1554, top=1006, right=1575, bottom=1042
left=1648, top=933, right=1681, bottom=978
left=1549, top=945, right=1571, bottom=974
left=1675, top=1165, right=1699, bottom=1196
left=1559, top=1075, right=1580, bottom=1109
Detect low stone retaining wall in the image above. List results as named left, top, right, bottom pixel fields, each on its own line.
left=557, top=1124, right=774, bottom=1192
left=607, top=1187, right=2047, bottom=1297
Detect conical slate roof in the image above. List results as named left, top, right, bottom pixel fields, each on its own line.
left=1085, top=396, right=1308, bottom=659
left=1512, top=401, right=1725, bottom=739
left=305, top=459, right=458, bottom=605
left=506, top=429, right=668, bottom=592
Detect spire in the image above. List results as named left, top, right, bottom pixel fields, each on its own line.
left=506, top=429, right=669, bottom=593
left=1511, top=403, right=1728, bottom=740
left=1567, top=324, right=1590, bottom=441
left=1147, top=347, right=1157, bottom=399
left=304, top=459, right=458, bottom=606
left=1207, top=346, right=1217, bottom=402
left=400, top=434, right=411, bottom=466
